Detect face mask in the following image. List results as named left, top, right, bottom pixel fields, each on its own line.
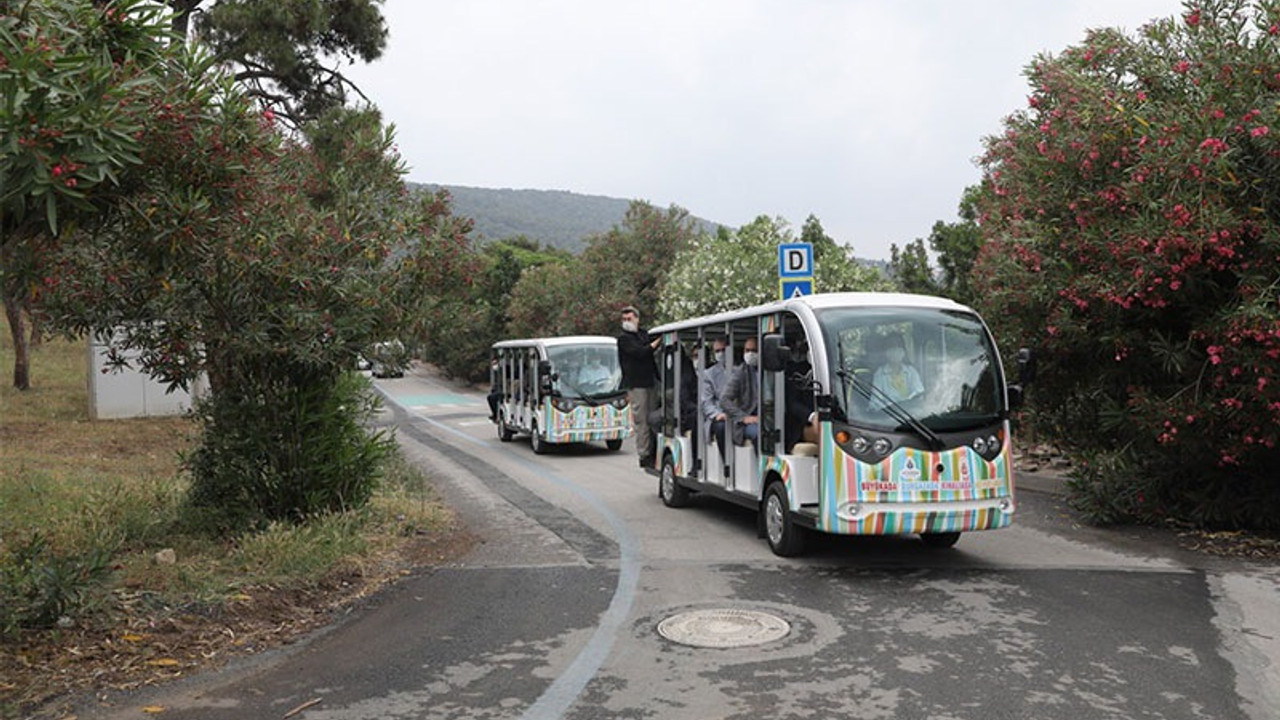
left=886, top=347, right=906, bottom=364
left=743, top=351, right=759, bottom=367
left=714, top=350, right=725, bottom=364
left=621, top=320, right=638, bottom=333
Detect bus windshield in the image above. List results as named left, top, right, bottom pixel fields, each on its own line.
left=817, top=307, right=1004, bottom=433
left=546, top=344, right=623, bottom=399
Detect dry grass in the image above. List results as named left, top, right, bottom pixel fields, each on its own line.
left=0, top=318, right=472, bottom=718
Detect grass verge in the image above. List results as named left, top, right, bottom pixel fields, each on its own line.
left=0, top=321, right=468, bottom=719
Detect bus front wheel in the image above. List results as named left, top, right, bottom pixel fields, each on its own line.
left=605, top=438, right=623, bottom=451
left=659, top=456, right=690, bottom=508
left=763, top=482, right=805, bottom=557
left=920, top=532, right=961, bottom=549
left=530, top=425, right=548, bottom=454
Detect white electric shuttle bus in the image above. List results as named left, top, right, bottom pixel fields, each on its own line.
left=647, top=292, right=1033, bottom=556
left=492, top=336, right=633, bottom=454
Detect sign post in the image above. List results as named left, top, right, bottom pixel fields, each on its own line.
left=778, top=242, right=814, bottom=300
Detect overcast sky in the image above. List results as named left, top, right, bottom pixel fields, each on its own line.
left=344, top=0, right=1181, bottom=260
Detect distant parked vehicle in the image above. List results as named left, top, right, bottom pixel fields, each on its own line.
left=368, top=340, right=409, bottom=378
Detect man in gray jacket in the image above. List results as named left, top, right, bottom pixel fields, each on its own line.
left=700, top=337, right=730, bottom=462
left=721, top=336, right=760, bottom=449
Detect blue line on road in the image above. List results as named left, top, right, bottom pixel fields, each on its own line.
left=394, top=393, right=480, bottom=406
left=381, top=389, right=641, bottom=720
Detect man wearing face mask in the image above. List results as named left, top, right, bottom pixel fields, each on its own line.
left=700, top=337, right=730, bottom=464
left=721, top=335, right=761, bottom=449
left=617, top=305, right=660, bottom=467
left=872, top=333, right=923, bottom=404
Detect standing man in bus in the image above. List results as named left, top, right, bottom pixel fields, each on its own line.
left=618, top=305, right=660, bottom=467
left=486, top=356, right=502, bottom=423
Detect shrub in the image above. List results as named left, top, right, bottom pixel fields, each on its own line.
left=0, top=533, right=115, bottom=636
left=185, top=369, right=393, bottom=533
left=974, top=0, right=1280, bottom=530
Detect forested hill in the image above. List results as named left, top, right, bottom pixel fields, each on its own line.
left=414, top=183, right=719, bottom=253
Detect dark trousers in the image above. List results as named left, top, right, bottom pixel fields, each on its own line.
left=486, top=391, right=501, bottom=420
left=710, top=418, right=726, bottom=463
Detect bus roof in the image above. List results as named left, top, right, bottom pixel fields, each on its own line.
left=649, top=292, right=973, bottom=334
left=492, top=335, right=617, bottom=350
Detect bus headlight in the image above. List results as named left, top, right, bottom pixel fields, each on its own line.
left=972, top=436, right=988, bottom=454
left=552, top=398, right=576, bottom=412
left=851, top=436, right=869, bottom=454
left=612, top=397, right=628, bottom=409
left=871, top=438, right=893, bottom=456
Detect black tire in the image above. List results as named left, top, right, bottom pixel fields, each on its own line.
left=659, top=455, right=690, bottom=508
left=530, top=425, right=548, bottom=454
left=763, top=481, right=805, bottom=557
left=605, top=438, right=623, bottom=451
left=497, top=414, right=514, bottom=442
left=920, top=531, right=961, bottom=549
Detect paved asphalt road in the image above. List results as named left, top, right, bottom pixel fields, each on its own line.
left=76, top=365, right=1280, bottom=720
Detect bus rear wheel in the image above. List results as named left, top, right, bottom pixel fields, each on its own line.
left=920, top=532, right=961, bottom=549
left=605, top=438, right=623, bottom=451
left=763, top=482, right=805, bottom=557
left=659, top=455, right=690, bottom=508
left=497, top=415, right=513, bottom=442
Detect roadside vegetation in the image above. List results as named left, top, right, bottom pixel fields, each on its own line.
left=0, top=323, right=462, bottom=718
left=970, top=0, right=1280, bottom=531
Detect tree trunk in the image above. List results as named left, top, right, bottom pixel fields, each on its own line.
left=28, top=309, right=42, bottom=349
left=3, top=293, right=30, bottom=391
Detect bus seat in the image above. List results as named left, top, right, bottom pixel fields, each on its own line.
left=791, top=442, right=819, bottom=457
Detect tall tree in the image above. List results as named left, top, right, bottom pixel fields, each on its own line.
left=927, top=186, right=984, bottom=306
left=169, top=0, right=388, bottom=128
left=889, top=239, right=939, bottom=295
left=578, top=200, right=702, bottom=331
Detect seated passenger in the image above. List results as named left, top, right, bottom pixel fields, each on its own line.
left=700, top=338, right=730, bottom=462
left=783, top=335, right=820, bottom=451
left=721, top=337, right=760, bottom=448
left=872, top=334, right=923, bottom=404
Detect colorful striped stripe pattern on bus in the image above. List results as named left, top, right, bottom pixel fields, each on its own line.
left=655, top=434, right=688, bottom=476
left=540, top=401, right=632, bottom=443
left=817, top=423, right=1014, bottom=535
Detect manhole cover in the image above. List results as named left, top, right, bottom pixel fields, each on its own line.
left=657, top=609, right=790, bottom=648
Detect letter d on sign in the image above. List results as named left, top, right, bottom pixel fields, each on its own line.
left=777, top=242, right=813, bottom=278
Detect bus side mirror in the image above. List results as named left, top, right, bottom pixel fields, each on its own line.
left=1008, top=385, right=1025, bottom=410
left=538, top=360, right=554, bottom=392
left=1016, top=347, right=1036, bottom=385
left=1007, top=348, right=1035, bottom=410
left=761, top=334, right=787, bottom=372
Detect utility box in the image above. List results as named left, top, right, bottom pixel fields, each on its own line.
left=87, top=337, right=205, bottom=420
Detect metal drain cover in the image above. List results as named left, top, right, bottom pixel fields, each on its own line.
left=657, top=609, right=790, bottom=648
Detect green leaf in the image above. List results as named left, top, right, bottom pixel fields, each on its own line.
left=44, top=192, right=58, bottom=235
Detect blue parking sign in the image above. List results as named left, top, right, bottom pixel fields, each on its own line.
left=778, top=243, right=813, bottom=278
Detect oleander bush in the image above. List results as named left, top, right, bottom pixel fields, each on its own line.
left=974, top=0, right=1280, bottom=529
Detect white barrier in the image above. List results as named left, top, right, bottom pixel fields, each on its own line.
left=87, top=338, right=206, bottom=420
